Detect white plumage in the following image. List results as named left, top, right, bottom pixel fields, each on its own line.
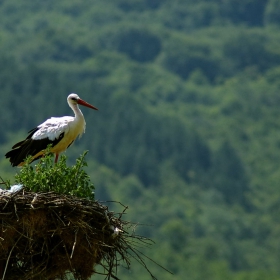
left=5, top=93, right=98, bottom=166
left=33, top=117, right=75, bottom=141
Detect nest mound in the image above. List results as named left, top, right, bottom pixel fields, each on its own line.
left=0, top=189, right=145, bottom=280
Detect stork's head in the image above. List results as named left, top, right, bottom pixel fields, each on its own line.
left=67, top=93, right=98, bottom=110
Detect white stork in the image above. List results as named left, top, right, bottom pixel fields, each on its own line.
left=5, top=93, right=98, bottom=167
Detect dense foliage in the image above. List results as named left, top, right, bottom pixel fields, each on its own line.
left=1, top=0, right=280, bottom=279
left=14, top=150, right=95, bottom=200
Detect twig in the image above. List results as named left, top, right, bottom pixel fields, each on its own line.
left=70, top=228, right=78, bottom=259
left=14, top=203, right=19, bottom=221
left=0, top=176, right=9, bottom=189
left=51, top=209, right=66, bottom=226
left=2, top=236, right=22, bottom=280
left=61, top=236, right=74, bottom=274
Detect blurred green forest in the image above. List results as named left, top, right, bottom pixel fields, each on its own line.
left=1, top=0, right=280, bottom=279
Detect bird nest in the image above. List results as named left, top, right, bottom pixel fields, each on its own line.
left=0, top=189, right=153, bottom=280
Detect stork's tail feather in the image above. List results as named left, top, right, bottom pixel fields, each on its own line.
left=5, top=149, right=22, bottom=167
left=5, top=139, right=40, bottom=167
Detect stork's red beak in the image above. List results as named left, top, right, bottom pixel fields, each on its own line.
left=78, top=99, right=98, bottom=110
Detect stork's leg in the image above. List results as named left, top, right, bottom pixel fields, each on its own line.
left=55, top=154, right=59, bottom=163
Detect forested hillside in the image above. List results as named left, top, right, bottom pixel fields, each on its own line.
left=1, top=0, right=280, bottom=279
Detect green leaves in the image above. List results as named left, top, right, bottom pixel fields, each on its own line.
left=15, top=150, right=95, bottom=200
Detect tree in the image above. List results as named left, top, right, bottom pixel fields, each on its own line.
left=210, top=141, right=249, bottom=205
left=264, top=0, right=280, bottom=26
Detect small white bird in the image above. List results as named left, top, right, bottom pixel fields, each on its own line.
left=5, top=93, right=98, bottom=167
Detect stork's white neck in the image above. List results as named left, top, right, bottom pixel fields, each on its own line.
left=68, top=103, right=84, bottom=122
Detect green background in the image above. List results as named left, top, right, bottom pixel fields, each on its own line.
left=1, top=0, right=280, bottom=279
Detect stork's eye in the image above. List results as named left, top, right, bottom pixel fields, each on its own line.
left=71, top=97, right=77, bottom=101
